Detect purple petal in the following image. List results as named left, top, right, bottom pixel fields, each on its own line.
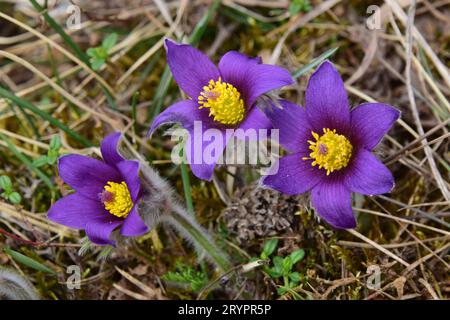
left=238, top=105, right=272, bottom=135
left=264, top=100, right=312, bottom=153
left=149, top=99, right=224, bottom=181
left=311, top=179, right=356, bottom=229
left=58, top=154, right=122, bottom=200
left=186, top=124, right=230, bottom=181
left=218, top=51, right=262, bottom=104
left=350, top=103, right=400, bottom=150
left=116, top=160, right=140, bottom=202
left=101, top=132, right=125, bottom=166
left=48, top=193, right=108, bottom=229
left=239, top=63, right=293, bottom=107
left=148, top=99, right=213, bottom=137
left=219, top=51, right=261, bottom=70
left=85, top=218, right=123, bottom=246
left=120, top=206, right=148, bottom=237
left=165, top=39, right=220, bottom=100
left=305, top=61, right=350, bottom=135
left=344, top=148, right=394, bottom=195
left=262, top=153, right=324, bottom=195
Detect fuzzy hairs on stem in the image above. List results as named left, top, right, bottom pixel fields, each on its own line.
left=120, top=137, right=232, bottom=272
left=0, top=267, right=39, bottom=300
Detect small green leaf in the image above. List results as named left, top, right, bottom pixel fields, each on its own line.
left=266, top=269, right=282, bottom=278
left=49, top=135, right=61, bottom=150
left=4, top=248, right=56, bottom=274
left=273, top=256, right=283, bottom=274
left=32, top=156, right=49, bottom=167
left=88, top=47, right=107, bottom=60
left=289, top=1, right=300, bottom=15
left=290, top=249, right=305, bottom=265
left=261, top=239, right=278, bottom=259
left=91, top=59, right=105, bottom=71
left=47, top=157, right=57, bottom=165
left=289, top=0, right=312, bottom=15
left=282, top=257, right=293, bottom=275
left=102, top=33, right=117, bottom=51
left=8, top=192, right=21, bottom=204
left=0, top=175, right=12, bottom=191
left=162, top=261, right=208, bottom=293
left=47, top=149, right=59, bottom=164
left=47, top=157, right=56, bottom=165
left=86, top=48, right=97, bottom=57
left=98, top=48, right=108, bottom=60
left=289, top=272, right=301, bottom=283
left=277, top=287, right=287, bottom=295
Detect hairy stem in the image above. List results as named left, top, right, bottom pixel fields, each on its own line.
left=132, top=152, right=232, bottom=273
left=0, top=267, right=39, bottom=300
left=164, top=204, right=232, bottom=272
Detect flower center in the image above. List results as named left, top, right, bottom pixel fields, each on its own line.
left=303, top=128, right=353, bottom=175
left=101, top=181, right=133, bottom=218
left=198, top=78, right=245, bottom=125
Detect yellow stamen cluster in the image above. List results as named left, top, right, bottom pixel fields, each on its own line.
left=303, top=128, right=353, bottom=175
left=198, top=78, right=245, bottom=125
left=102, top=181, right=133, bottom=218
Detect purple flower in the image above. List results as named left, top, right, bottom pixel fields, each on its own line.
left=262, top=61, right=400, bottom=229
left=149, top=40, right=293, bottom=180
left=48, top=132, right=148, bottom=245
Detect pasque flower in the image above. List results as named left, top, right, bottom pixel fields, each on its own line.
left=149, top=39, right=293, bottom=180
left=48, top=132, right=148, bottom=245
left=262, top=61, right=400, bottom=229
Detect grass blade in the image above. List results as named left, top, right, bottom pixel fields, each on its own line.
left=131, top=91, right=140, bottom=133
left=0, top=86, right=92, bottom=147
left=29, top=0, right=117, bottom=110
left=4, top=248, right=56, bottom=274
left=292, top=47, right=339, bottom=79
left=189, top=0, right=221, bottom=46
left=28, top=0, right=90, bottom=65
left=149, top=66, right=173, bottom=121
left=7, top=99, right=41, bottom=139
left=0, top=131, right=54, bottom=188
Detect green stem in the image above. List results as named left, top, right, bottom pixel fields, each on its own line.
left=180, top=161, right=194, bottom=216
left=129, top=149, right=232, bottom=273
left=180, top=143, right=194, bottom=215
left=283, top=276, right=289, bottom=288
left=29, top=0, right=90, bottom=65
left=131, top=91, right=140, bottom=134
